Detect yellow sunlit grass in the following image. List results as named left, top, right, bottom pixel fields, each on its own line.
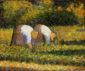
left=0, top=29, right=13, bottom=41
left=0, top=61, right=85, bottom=71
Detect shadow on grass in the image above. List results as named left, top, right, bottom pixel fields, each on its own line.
left=41, top=49, right=85, bottom=56
left=40, top=40, right=85, bottom=56
left=61, top=40, right=85, bottom=45
left=0, top=67, right=39, bottom=71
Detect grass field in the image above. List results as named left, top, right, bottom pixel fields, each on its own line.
left=0, top=25, right=85, bottom=70
left=0, top=61, right=85, bottom=71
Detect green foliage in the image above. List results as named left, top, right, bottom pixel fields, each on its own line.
left=1, top=1, right=82, bottom=28
left=34, top=10, right=78, bottom=26
left=2, top=1, right=53, bottom=28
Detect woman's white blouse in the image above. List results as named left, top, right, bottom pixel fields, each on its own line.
left=21, top=25, right=33, bottom=43
left=41, top=25, right=51, bottom=44
left=41, top=25, right=51, bottom=36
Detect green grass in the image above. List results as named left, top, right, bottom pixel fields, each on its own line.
left=0, top=45, right=85, bottom=66
left=0, top=26, right=85, bottom=66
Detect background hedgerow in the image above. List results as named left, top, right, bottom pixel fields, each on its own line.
left=0, top=1, right=84, bottom=28
left=33, top=10, right=79, bottom=26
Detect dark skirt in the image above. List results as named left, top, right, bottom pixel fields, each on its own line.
left=33, top=24, right=45, bottom=43
left=10, top=25, right=24, bottom=46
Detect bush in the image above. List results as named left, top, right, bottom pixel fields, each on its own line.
left=31, top=10, right=79, bottom=26
left=2, top=1, right=54, bottom=28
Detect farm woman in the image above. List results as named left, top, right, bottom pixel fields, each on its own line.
left=10, top=25, right=38, bottom=48
left=34, top=24, right=56, bottom=44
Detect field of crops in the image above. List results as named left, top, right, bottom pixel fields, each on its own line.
left=0, top=25, right=85, bottom=70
